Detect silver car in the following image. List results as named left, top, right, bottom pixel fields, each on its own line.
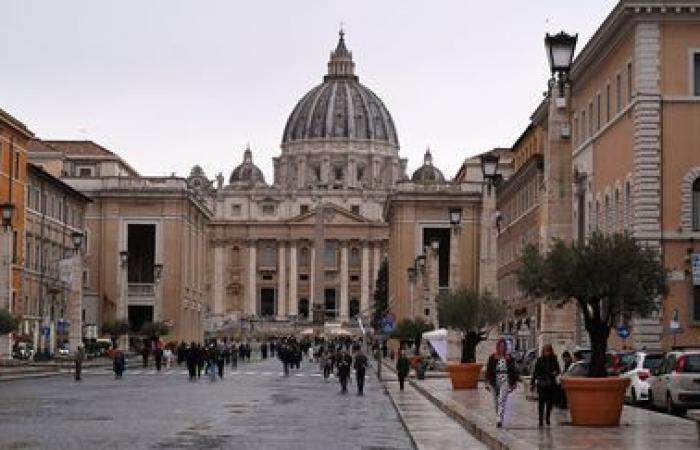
left=648, top=349, right=700, bottom=414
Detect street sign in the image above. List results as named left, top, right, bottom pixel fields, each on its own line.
left=616, top=325, right=630, bottom=339
left=383, top=312, right=395, bottom=325
left=383, top=322, right=395, bottom=334
left=41, top=327, right=50, bottom=338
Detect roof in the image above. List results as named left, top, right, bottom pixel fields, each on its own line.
left=38, top=140, right=117, bottom=157
left=27, top=163, right=92, bottom=203
left=0, top=107, right=34, bottom=138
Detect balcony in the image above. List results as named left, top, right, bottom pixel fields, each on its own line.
left=128, top=283, right=155, bottom=297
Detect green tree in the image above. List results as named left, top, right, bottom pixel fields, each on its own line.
left=371, top=259, right=388, bottom=331
left=518, top=232, right=667, bottom=378
left=102, top=319, right=130, bottom=347
left=140, top=321, right=171, bottom=342
left=0, top=308, right=18, bottom=335
left=392, top=317, right=434, bottom=355
left=437, top=288, right=505, bottom=363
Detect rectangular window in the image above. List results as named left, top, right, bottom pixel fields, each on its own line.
left=351, top=205, right=360, bottom=215
left=324, top=242, right=337, bottom=268
left=581, top=110, right=587, bottom=140
left=605, top=84, right=611, bottom=122
left=231, top=204, right=241, bottom=216
left=14, top=151, right=19, bottom=178
left=627, top=61, right=633, bottom=102
left=616, top=73, right=622, bottom=112
left=261, top=204, right=275, bottom=216
left=77, top=167, right=93, bottom=177
left=694, top=53, right=700, bottom=96
left=588, top=102, right=593, bottom=136
left=300, top=205, right=309, bottom=215
left=694, top=286, right=700, bottom=322
left=596, top=94, right=601, bottom=130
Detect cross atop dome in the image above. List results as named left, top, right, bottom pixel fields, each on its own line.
left=327, top=29, right=356, bottom=78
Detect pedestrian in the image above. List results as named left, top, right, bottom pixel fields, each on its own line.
left=531, top=344, right=561, bottom=427
left=354, top=348, right=368, bottom=395
left=177, top=342, right=186, bottom=365
left=141, top=343, right=150, bottom=368
left=280, top=343, right=291, bottom=377
left=485, top=339, right=519, bottom=428
left=113, top=346, right=126, bottom=379
left=261, top=341, right=268, bottom=359
left=185, top=343, right=198, bottom=381
left=337, top=349, right=352, bottom=394
left=396, top=351, right=410, bottom=391
left=217, top=346, right=225, bottom=379
left=154, top=340, right=164, bottom=372
left=196, top=344, right=205, bottom=379
left=559, top=350, right=573, bottom=408
left=231, top=343, right=238, bottom=369
left=74, top=344, right=84, bottom=382
left=164, top=346, right=173, bottom=369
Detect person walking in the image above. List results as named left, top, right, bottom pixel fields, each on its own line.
left=185, top=343, right=198, bottom=381
left=337, top=349, right=352, bottom=394
left=196, top=344, right=205, bottom=379
left=113, top=346, right=126, bottom=379
left=217, top=345, right=225, bottom=379
left=141, top=343, right=150, bottom=368
left=154, top=340, right=164, bottom=372
left=74, top=344, right=84, bottom=381
left=531, top=344, right=561, bottom=426
left=485, top=339, right=519, bottom=428
left=353, top=348, right=368, bottom=395
left=396, top=351, right=410, bottom=391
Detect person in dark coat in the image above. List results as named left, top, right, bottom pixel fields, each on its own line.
left=337, top=349, right=352, bottom=394
left=261, top=342, right=268, bottom=359
left=485, top=339, right=519, bottom=428
left=230, top=343, right=238, bottom=369
left=177, top=342, right=186, bottom=365
left=353, top=348, right=369, bottom=395
left=141, top=344, right=150, bottom=368
left=74, top=345, right=84, bottom=381
left=185, top=343, right=198, bottom=381
left=113, top=347, right=125, bottom=379
left=217, top=345, right=225, bottom=379
left=396, top=351, right=410, bottom=391
left=154, top=341, right=164, bottom=372
left=196, top=344, right=205, bottom=379
left=531, top=344, right=561, bottom=427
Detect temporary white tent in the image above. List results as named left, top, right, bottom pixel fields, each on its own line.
left=422, top=328, right=448, bottom=362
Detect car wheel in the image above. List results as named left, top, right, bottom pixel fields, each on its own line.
left=648, top=391, right=654, bottom=410
left=630, top=387, right=637, bottom=406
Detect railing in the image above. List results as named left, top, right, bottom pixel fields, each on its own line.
left=128, top=283, right=155, bottom=297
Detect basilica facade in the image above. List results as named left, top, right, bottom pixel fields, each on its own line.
left=199, top=31, right=413, bottom=331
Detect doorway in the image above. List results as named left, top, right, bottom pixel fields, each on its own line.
left=260, top=288, right=276, bottom=317
left=324, top=288, right=336, bottom=320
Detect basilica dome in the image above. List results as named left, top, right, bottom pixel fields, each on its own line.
left=412, top=148, right=445, bottom=183
left=230, top=146, right=266, bottom=186
left=282, top=31, right=399, bottom=147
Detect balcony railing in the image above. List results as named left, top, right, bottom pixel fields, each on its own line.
left=128, top=283, right=155, bottom=297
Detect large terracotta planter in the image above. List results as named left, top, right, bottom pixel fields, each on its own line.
left=562, top=376, right=630, bottom=426
left=408, top=355, right=423, bottom=367
left=446, top=363, right=483, bottom=390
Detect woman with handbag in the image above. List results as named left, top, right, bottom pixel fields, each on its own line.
left=531, top=344, right=561, bottom=427
left=485, top=339, right=519, bottom=428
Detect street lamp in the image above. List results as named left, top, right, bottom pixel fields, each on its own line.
left=71, top=231, right=83, bottom=253
left=0, top=203, right=14, bottom=229
left=449, top=207, right=462, bottom=234
left=119, top=251, right=129, bottom=267
left=545, top=31, right=578, bottom=95
left=480, top=153, right=500, bottom=193
left=154, top=263, right=164, bottom=283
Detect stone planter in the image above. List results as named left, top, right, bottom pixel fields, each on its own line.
left=446, top=363, right=482, bottom=390
left=562, top=376, right=630, bottom=426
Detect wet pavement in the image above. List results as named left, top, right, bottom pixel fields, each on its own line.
left=0, top=357, right=413, bottom=450
left=412, top=377, right=700, bottom=450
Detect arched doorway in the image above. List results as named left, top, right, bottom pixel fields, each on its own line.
left=260, top=288, right=276, bottom=317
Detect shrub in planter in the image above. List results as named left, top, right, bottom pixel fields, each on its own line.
left=518, top=232, right=667, bottom=426
left=391, top=318, right=433, bottom=356
left=102, top=319, right=130, bottom=348
left=0, top=308, right=18, bottom=336
left=437, top=288, right=505, bottom=389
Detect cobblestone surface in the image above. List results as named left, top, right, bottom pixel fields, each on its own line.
left=0, top=358, right=413, bottom=450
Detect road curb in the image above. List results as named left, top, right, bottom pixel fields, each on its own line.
left=381, top=375, right=420, bottom=450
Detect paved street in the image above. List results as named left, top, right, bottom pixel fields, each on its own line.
left=0, top=358, right=413, bottom=450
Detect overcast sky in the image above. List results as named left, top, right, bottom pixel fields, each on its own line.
left=1, top=0, right=617, bottom=180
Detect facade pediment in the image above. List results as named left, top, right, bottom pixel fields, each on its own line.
left=288, top=203, right=371, bottom=225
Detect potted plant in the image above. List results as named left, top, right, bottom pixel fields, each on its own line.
left=140, top=321, right=171, bottom=344
left=518, top=232, right=667, bottom=426
left=391, top=318, right=433, bottom=367
left=0, top=308, right=18, bottom=360
left=437, top=288, right=505, bottom=389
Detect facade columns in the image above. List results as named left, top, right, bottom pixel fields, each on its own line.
left=248, top=242, right=257, bottom=316
left=289, top=243, right=298, bottom=316
left=213, top=246, right=224, bottom=316
left=309, top=247, right=316, bottom=314
left=448, top=228, right=460, bottom=290
left=371, top=242, right=381, bottom=292
left=340, top=243, right=349, bottom=321
left=277, top=243, right=286, bottom=319
left=360, top=243, right=370, bottom=318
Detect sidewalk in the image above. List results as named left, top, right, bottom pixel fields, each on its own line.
left=411, top=376, right=700, bottom=450
left=0, top=358, right=114, bottom=381
left=382, top=366, right=486, bottom=449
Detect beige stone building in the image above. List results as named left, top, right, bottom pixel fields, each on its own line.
left=28, top=140, right=211, bottom=344
left=23, top=163, right=90, bottom=354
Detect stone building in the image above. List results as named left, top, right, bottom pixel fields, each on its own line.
left=0, top=109, right=33, bottom=357
left=569, top=0, right=700, bottom=350
left=28, top=140, right=211, bottom=344
left=23, top=163, right=90, bottom=354
left=205, top=31, right=401, bottom=332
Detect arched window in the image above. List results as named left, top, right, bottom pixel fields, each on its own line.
left=231, top=246, right=240, bottom=267
left=595, top=200, right=601, bottom=230
left=299, top=247, right=310, bottom=267
left=624, top=182, right=631, bottom=228
left=693, top=179, right=700, bottom=231
left=614, top=188, right=621, bottom=231
left=349, top=247, right=360, bottom=267
left=604, top=194, right=611, bottom=233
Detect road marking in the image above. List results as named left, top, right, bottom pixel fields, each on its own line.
left=244, top=372, right=257, bottom=375
left=262, top=372, right=272, bottom=375
left=310, top=373, right=322, bottom=377
left=294, top=373, right=304, bottom=377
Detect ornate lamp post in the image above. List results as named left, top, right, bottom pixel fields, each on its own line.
left=480, top=153, right=500, bottom=192
left=544, top=31, right=577, bottom=94
left=407, top=266, right=418, bottom=319
left=449, top=207, right=462, bottom=234
left=0, top=203, right=13, bottom=357
left=119, top=251, right=129, bottom=351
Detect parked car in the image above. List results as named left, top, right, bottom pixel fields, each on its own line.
left=621, top=352, right=664, bottom=404
left=12, top=342, right=35, bottom=360
left=648, top=349, right=700, bottom=414
left=567, top=349, right=629, bottom=376
left=57, top=346, right=70, bottom=356
left=517, top=349, right=538, bottom=375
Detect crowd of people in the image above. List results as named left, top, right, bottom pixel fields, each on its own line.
left=105, top=335, right=378, bottom=396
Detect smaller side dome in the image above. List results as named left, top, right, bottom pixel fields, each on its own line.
left=411, top=147, right=445, bottom=183
left=230, top=145, right=266, bottom=186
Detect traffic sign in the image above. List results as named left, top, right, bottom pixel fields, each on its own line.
left=383, top=312, right=395, bottom=325
left=616, top=325, right=630, bottom=339
left=383, top=322, right=395, bottom=334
